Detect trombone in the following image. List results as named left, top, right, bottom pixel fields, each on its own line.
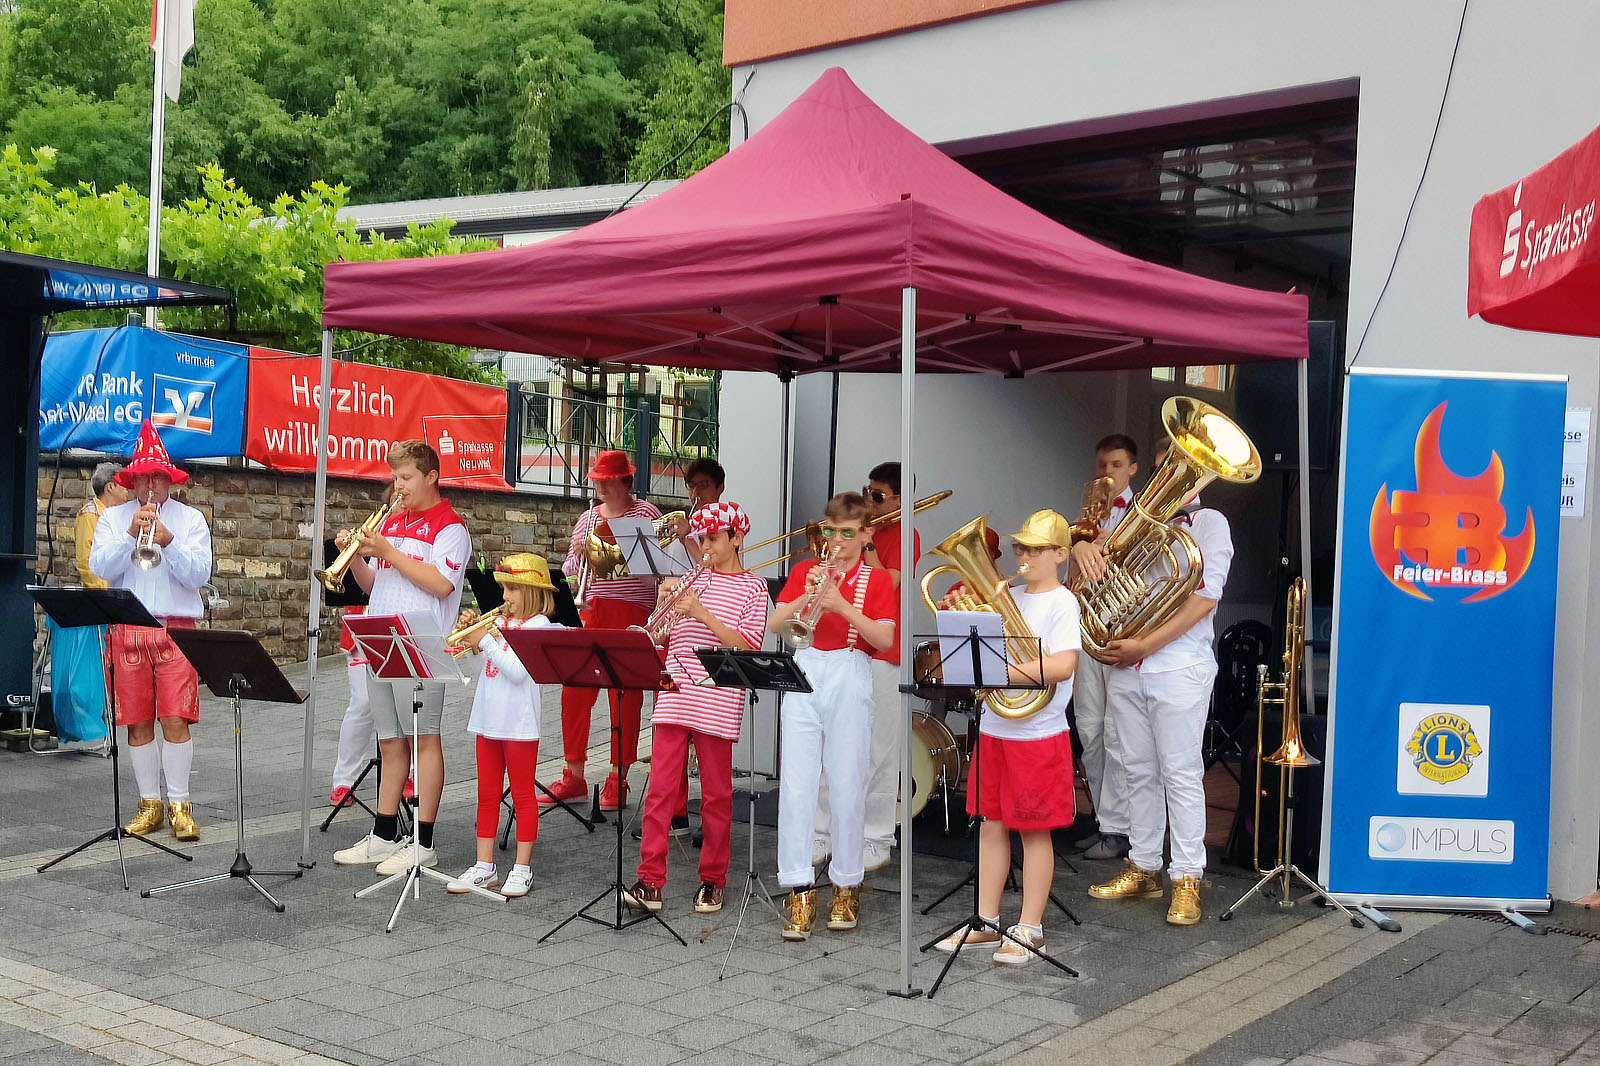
left=132, top=490, right=163, bottom=570
left=744, top=489, right=953, bottom=572
left=317, top=492, right=401, bottom=592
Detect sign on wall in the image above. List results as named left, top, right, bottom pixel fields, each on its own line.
left=39, top=327, right=249, bottom=458
left=1322, top=369, right=1564, bottom=910
left=244, top=356, right=510, bottom=491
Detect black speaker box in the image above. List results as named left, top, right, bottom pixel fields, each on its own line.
left=1224, top=712, right=1326, bottom=878
left=1233, top=320, right=1340, bottom=471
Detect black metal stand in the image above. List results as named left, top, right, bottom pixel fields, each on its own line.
left=320, top=756, right=413, bottom=836
left=27, top=587, right=192, bottom=889
left=721, top=692, right=782, bottom=979
left=498, top=774, right=596, bottom=850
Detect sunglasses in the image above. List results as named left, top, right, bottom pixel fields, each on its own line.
left=862, top=487, right=895, bottom=504
left=819, top=525, right=861, bottom=540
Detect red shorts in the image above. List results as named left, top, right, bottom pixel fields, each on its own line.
left=966, top=731, right=1076, bottom=831
left=108, top=621, right=200, bottom=726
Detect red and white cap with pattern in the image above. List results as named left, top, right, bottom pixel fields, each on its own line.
left=113, top=420, right=188, bottom=487
left=690, top=501, right=750, bottom=538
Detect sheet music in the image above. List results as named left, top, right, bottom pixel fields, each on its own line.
left=936, top=610, right=1009, bottom=687
left=608, top=516, right=692, bottom=577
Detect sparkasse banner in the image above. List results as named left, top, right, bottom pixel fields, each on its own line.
left=245, top=355, right=510, bottom=491
left=1322, top=369, right=1564, bottom=911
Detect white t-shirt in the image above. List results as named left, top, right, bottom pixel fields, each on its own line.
left=982, top=584, right=1080, bottom=741
left=1141, top=502, right=1233, bottom=674
left=367, top=498, right=470, bottom=639
left=467, top=614, right=558, bottom=740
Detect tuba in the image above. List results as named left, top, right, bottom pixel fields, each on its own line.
left=918, top=515, right=1054, bottom=720
left=1074, top=397, right=1260, bottom=663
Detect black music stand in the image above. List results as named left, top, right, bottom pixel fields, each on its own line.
left=28, top=586, right=192, bottom=889
left=694, top=648, right=813, bottom=980
left=914, top=625, right=1080, bottom=999
left=142, top=629, right=307, bottom=911
left=504, top=626, right=684, bottom=945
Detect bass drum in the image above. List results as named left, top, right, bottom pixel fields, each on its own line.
left=897, top=712, right=964, bottom=821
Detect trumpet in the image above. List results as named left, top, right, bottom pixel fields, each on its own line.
left=633, top=552, right=712, bottom=645
left=132, top=490, right=163, bottom=570
left=745, top=489, right=953, bottom=571
left=317, top=493, right=401, bottom=592
left=776, top=545, right=837, bottom=649
left=448, top=604, right=508, bottom=658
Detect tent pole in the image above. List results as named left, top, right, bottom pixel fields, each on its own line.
left=892, top=286, right=922, bottom=998
left=298, top=328, right=334, bottom=867
left=778, top=375, right=793, bottom=547
left=1296, top=359, right=1315, bottom=720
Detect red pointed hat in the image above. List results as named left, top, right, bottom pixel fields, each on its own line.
left=113, top=420, right=189, bottom=487
left=586, top=449, right=635, bottom=481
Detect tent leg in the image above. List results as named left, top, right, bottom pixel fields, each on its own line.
left=1296, top=359, right=1315, bottom=719
left=890, top=286, right=923, bottom=999
left=298, top=328, right=335, bottom=868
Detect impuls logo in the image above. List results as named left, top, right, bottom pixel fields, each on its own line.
left=1368, top=816, right=1513, bottom=864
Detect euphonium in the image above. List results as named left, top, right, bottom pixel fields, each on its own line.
left=918, top=515, right=1054, bottom=720
left=132, top=490, right=163, bottom=570
left=633, top=552, right=712, bottom=645
left=448, top=604, right=509, bottom=658
left=576, top=510, right=686, bottom=595
left=1251, top=577, right=1318, bottom=887
left=776, top=544, right=835, bottom=649
left=1073, top=396, right=1261, bottom=663
left=1069, top=476, right=1116, bottom=544
left=316, top=494, right=400, bottom=591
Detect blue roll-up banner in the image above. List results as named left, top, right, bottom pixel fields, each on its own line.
left=1322, top=369, right=1565, bottom=912
left=38, top=326, right=249, bottom=459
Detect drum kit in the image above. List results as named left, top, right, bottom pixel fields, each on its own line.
left=898, top=640, right=977, bottom=833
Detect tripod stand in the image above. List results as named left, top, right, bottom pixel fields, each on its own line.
left=143, top=629, right=306, bottom=911
left=28, top=586, right=192, bottom=889
left=503, top=626, right=684, bottom=945
left=497, top=772, right=596, bottom=849
left=320, top=756, right=413, bottom=836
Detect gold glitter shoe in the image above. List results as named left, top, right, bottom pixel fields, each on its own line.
left=782, top=888, right=818, bottom=941
left=1167, top=875, right=1202, bottom=926
left=167, top=801, right=199, bottom=842
left=123, top=798, right=165, bottom=836
left=1088, top=859, right=1164, bottom=900
left=826, top=885, right=861, bottom=931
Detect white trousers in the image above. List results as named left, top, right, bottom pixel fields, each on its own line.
left=1074, top=656, right=1130, bottom=836
left=331, top=660, right=375, bottom=789
left=1107, top=661, right=1215, bottom=879
left=814, top=657, right=901, bottom=852
left=778, top=647, right=873, bottom=889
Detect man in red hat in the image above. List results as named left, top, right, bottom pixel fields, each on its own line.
left=546, top=449, right=662, bottom=811
left=88, top=420, right=214, bottom=841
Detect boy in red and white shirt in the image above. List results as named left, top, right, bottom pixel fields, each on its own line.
left=548, top=450, right=662, bottom=811
left=769, top=492, right=898, bottom=941
left=333, top=441, right=470, bottom=875
left=622, top=502, right=769, bottom=916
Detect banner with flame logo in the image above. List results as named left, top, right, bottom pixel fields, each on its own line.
left=1323, top=370, right=1563, bottom=911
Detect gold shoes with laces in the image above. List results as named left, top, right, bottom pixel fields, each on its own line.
left=123, top=798, right=165, bottom=836
left=1088, top=859, right=1164, bottom=900
left=166, top=801, right=199, bottom=841
left=782, top=888, right=818, bottom=941
left=826, top=885, right=861, bottom=931
left=1167, top=875, right=1202, bottom=925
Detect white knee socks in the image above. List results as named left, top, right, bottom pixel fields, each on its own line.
left=128, top=740, right=163, bottom=800
left=161, top=739, right=193, bottom=802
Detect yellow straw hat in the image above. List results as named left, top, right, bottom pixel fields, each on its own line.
left=493, top=553, right=555, bottom=591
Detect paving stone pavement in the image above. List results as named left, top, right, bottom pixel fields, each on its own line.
left=2, top=656, right=1596, bottom=1065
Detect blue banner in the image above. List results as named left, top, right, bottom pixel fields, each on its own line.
left=1323, top=370, right=1564, bottom=909
left=39, top=326, right=250, bottom=459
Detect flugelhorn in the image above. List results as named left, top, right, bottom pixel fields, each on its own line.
left=317, top=493, right=400, bottom=592
left=746, top=489, right=953, bottom=571
left=448, top=604, right=508, bottom=658
left=633, top=552, right=712, bottom=645
left=132, top=490, right=163, bottom=570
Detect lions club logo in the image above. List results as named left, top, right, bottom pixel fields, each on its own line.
left=1369, top=402, right=1534, bottom=602
left=1405, top=711, right=1483, bottom=784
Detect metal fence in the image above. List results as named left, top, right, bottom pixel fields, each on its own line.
left=509, top=384, right=717, bottom=501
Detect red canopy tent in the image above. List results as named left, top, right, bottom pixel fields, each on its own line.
left=314, top=68, right=1309, bottom=991
left=1468, top=122, right=1600, bottom=337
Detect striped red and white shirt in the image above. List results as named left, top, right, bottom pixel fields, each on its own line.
left=563, top=500, right=663, bottom=611
left=653, top=569, right=771, bottom=740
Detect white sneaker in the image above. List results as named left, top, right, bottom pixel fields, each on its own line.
left=333, top=833, right=406, bottom=866
left=501, top=868, right=534, bottom=898
left=446, top=865, right=498, bottom=894
left=863, top=841, right=893, bottom=873
left=374, top=839, right=437, bottom=876
left=810, top=837, right=831, bottom=867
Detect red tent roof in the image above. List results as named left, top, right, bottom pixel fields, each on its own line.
left=1468, top=122, right=1600, bottom=338
left=323, top=68, right=1307, bottom=374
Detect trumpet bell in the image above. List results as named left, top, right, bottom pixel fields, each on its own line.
left=775, top=617, right=814, bottom=649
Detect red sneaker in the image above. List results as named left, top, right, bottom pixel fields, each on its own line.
left=402, top=778, right=416, bottom=802
left=539, top=771, right=586, bottom=807
left=598, top=773, right=629, bottom=812
left=329, top=786, right=353, bottom=808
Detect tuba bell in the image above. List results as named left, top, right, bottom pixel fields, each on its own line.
left=1073, top=396, right=1261, bottom=663
left=918, top=515, right=1054, bottom=720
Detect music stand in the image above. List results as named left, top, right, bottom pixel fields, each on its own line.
left=28, top=586, right=192, bottom=889
left=347, top=614, right=506, bottom=932
left=142, top=629, right=307, bottom=911
left=914, top=625, right=1080, bottom=999
left=502, top=626, right=683, bottom=945
left=694, top=648, right=813, bottom=980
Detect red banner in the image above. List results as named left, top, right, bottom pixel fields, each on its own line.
left=245, top=354, right=510, bottom=490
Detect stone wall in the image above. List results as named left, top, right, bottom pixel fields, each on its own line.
left=36, top=463, right=676, bottom=662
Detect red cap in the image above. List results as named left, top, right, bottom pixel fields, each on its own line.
left=113, top=421, right=188, bottom=487
left=586, top=449, right=635, bottom=481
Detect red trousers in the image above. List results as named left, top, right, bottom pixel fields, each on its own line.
left=109, top=621, right=198, bottom=726
left=476, top=736, right=540, bottom=844
left=636, top=724, right=732, bottom=888
left=560, top=598, right=649, bottom=768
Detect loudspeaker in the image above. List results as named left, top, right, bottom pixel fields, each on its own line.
left=1224, top=712, right=1326, bottom=878
left=1233, top=320, right=1339, bottom=471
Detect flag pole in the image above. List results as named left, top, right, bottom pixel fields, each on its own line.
left=145, top=0, right=169, bottom=329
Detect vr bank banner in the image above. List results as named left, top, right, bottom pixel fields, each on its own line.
left=1323, top=370, right=1563, bottom=908
left=39, top=327, right=249, bottom=458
